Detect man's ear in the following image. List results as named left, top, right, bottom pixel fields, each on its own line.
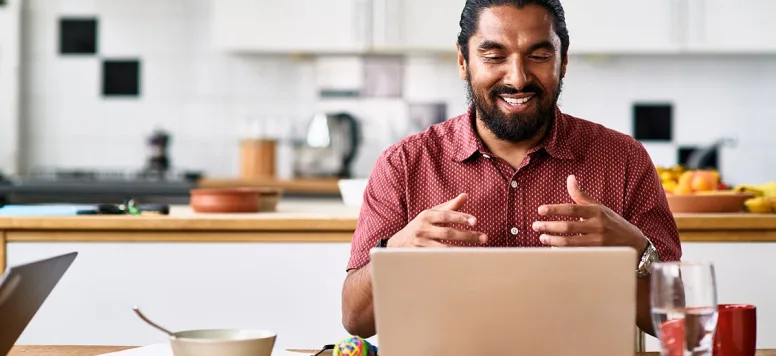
left=457, top=45, right=467, bottom=80
left=561, top=54, right=568, bottom=79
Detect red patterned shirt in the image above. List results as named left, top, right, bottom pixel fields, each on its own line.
left=346, top=106, right=682, bottom=270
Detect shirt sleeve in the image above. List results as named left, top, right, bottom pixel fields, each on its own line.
left=346, top=148, right=408, bottom=271
left=623, top=141, right=682, bottom=262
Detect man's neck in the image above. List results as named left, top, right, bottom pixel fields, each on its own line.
left=474, top=113, right=550, bottom=170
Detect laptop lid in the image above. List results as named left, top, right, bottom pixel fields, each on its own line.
left=0, top=252, right=78, bottom=355
left=370, top=247, right=636, bottom=356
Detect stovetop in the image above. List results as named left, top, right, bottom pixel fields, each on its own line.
left=16, top=168, right=203, bottom=183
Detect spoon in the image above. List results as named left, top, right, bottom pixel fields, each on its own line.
left=133, top=306, right=177, bottom=339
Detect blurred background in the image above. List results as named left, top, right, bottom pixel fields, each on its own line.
left=0, top=0, right=774, bottom=202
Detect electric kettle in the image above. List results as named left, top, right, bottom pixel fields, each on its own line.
left=293, top=112, right=361, bottom=178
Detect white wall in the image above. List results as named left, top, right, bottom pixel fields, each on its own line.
left=17, top=0, right=776, bottom=185
left=21, top=0, right=316, bottom=177
left=0, top=0, right=21, bottom=175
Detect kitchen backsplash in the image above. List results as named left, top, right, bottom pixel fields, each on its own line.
left=14, top=0, right=776, bottom=185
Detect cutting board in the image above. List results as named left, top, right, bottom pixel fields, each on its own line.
left=0, top=204, right=97, bottom=216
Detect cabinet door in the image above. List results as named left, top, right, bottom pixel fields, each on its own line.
left=561, top=0, right=684, bottom=54
left=212, top=0, right=371, bottom=53
left=372, top=0, right=466, bottom=53
left=686, top=0, right=776, bottom=52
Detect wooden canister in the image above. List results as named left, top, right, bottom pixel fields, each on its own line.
left=239, top=139, right=276, bottom=179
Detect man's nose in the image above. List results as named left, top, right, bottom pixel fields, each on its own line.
left=503, top=59, right=529, bottom=90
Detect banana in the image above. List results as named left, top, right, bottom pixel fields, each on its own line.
left=744, top=196, right=776, bottom=213
left=733, top=185, right=765, bottom=197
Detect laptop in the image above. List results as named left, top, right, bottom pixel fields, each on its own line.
left=0, top=252, right=78, bottom=355
left=370, top=247, right=636, bottom=356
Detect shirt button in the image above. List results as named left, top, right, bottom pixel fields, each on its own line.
left=482, top=154, right=491, bottom=159
left=511, top=180, right=518, bottom=188
left=510, top=227, right=519, bottom=235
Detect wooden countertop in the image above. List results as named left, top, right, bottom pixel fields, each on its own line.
left=8, top=346, right=776, bottom=356
left=0, top=200, right=774, bottom=242
left=198, top=178, right=342, bottom=195
left=0, top=201, right=360, bottom=232
left=8, top=345, right=136, bottom=356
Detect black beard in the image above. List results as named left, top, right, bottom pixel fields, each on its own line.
left=465, top=68, right=562, bottom=143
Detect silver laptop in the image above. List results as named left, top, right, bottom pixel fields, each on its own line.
left=370, top=247, right=636, bottom=356
left=0, top=252, right=78, bottom=355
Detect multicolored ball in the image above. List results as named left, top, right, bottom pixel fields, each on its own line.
left=333, top=336, right=378, bottom=356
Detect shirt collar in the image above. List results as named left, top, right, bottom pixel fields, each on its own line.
left=452, top=105, right=576, bottom=162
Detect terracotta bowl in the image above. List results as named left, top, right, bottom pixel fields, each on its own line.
left=666, top=192, right=755, bottom=213
left=190, top=188, right=262, bottom=213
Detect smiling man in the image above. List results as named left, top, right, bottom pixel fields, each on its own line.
left=341, top=0, right=682, bottom=338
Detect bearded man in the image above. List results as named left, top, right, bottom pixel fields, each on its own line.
left=341, top=0, right=682, bottom=339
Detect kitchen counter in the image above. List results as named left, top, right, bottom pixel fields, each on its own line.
left=0, top=201, right=774, bottom=238
left=1, top=199, right=775, bottom=272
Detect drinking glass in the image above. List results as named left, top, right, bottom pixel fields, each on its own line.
left=651, top=261, right=719, bottom=356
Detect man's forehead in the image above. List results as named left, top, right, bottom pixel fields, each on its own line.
left=473, top=4, right=556, bottom=44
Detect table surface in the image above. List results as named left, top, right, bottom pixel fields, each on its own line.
left=8, top=346, right=776, bottom=356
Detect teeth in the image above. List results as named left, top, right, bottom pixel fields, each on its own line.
left=502, top=96, right=532, bottom=105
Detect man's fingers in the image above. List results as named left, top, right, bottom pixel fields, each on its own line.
left=531, top=220, right=598, bottom=235
left=424, top=209, right=477, bottom=226
left=433, top=193, right=468, bottom=211
left=538, top=204, right=598, bottom=219
left=418, top=226, right=487, bottom=244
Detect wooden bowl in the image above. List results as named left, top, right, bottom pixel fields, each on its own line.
left=190, top=188, right=262, bottom=213
left=258, top=188, right=282, bottom=212
left=666, top=192, right=755, bottom=213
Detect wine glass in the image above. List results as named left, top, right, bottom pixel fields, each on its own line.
left=651, top=261, right=719, bottom=356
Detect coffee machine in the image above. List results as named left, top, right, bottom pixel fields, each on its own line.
left=293, top=112, right=361, bottom=178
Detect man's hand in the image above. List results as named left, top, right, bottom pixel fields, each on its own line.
left=387, top=193, right=487, bottom=247
left=532, top=175, right=648, bottom=252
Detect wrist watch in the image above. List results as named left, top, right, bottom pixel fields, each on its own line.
left=636, top=237, right=659, bottom=278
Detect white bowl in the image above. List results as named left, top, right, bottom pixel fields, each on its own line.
left=338, top=179, right=368, bottom=206
left=169, top=329, right=276, bottom=356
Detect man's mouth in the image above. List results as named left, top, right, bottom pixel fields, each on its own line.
left=499, top=94, right=534, bottom=107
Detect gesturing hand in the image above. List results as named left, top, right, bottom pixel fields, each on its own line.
left=532, top=175, right=647, bottom=251
left=387, top=193, right=488, bottom=248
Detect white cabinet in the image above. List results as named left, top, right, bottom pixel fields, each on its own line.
left=211, top=0, right=776, bottom=55
left=211, top=0, right=372, bottom=54
left=685, top=0, right=776, bottom=53
left=372, top=0, right=466, bottom=53
left=562, top=0, right=684, bottom=54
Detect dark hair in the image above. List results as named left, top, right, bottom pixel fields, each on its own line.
left=457, top=0, right=570, bottom=62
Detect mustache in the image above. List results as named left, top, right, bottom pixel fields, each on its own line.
left=490, top=84, right=543, bottom=96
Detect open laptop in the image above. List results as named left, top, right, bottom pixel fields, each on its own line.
left=0, top=252, right=78, bottom=355
left=370, top=247, right=637, bottom=356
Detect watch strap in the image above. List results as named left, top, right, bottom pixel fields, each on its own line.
left=637, top=237, right=659, bottom=278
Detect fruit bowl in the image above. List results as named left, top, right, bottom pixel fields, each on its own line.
left=666, top=192, right=755, bottom=213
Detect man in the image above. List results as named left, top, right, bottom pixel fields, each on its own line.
left=341, top=0, right=682, bottom=339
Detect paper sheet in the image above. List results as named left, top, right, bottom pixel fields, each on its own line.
left=98, top=343, right=325, bottom=356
